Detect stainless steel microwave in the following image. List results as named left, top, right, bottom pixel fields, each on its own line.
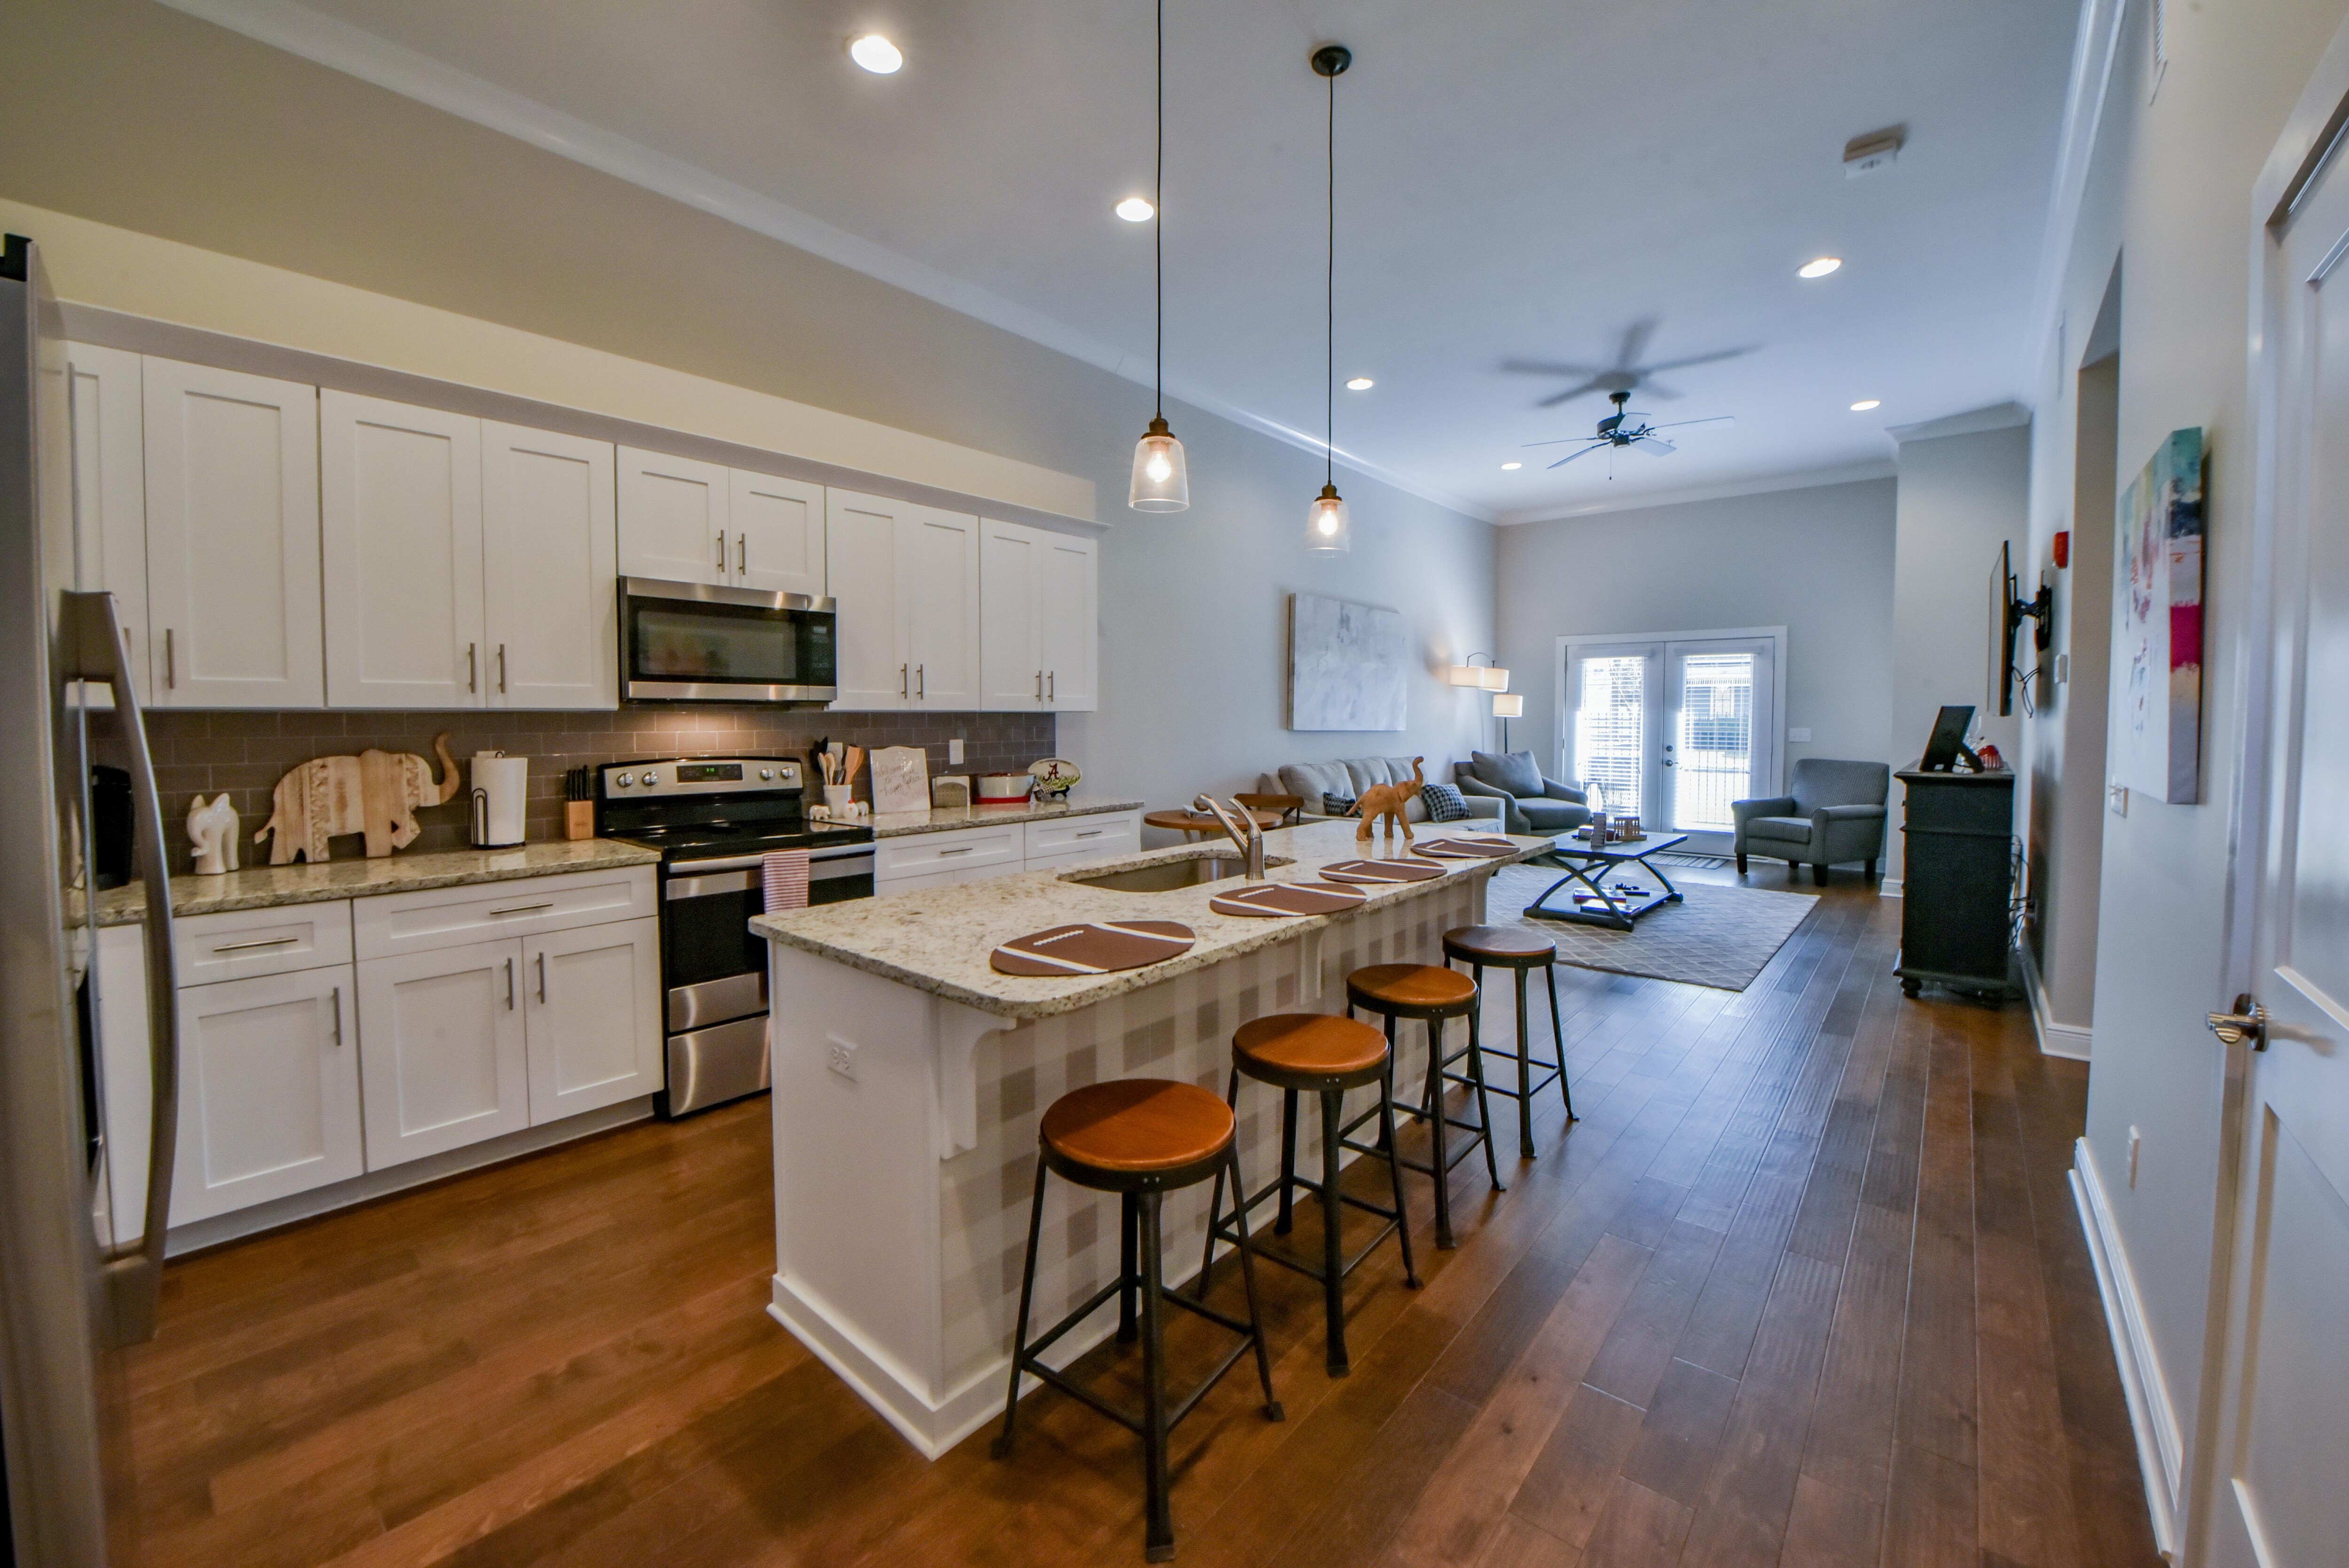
left=619, top=577, right=838, bottom=704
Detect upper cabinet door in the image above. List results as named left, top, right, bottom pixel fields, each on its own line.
left=730, top=470, right=825, bottom=597
left=825, top=489, right=906, bottom=709
left=483, top=423, right=617, bottom=710
left=141, top=358, right=323, bottom=708
left=66, top=343, right=149, bottom=704
left=900, top=504, right=981, bottom=709
left=321, top=392, right=485, bottom=709
left=978, top=519, right=1043, bottom=711
left=1037, top=530, right=1099, bottom=712
left=617, top=447, right=728, bottom=584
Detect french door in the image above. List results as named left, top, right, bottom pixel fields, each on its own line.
left=1559, top=633, right=1779, bottom=832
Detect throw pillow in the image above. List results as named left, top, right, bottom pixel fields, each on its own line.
left=1471, top=750, right=1545, bottom=797
left=1322, top=792, right=1359, bottom=817
left=1420, top=782, right=1470, bottom=823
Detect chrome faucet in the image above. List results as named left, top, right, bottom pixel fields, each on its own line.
left=1193, top=794, right=1267, bottom=881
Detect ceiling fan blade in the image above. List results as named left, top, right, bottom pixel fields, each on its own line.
left=1639, top=378, right=1682, bottom=400
left=1651, top=414, right=1735, bottom=430
left=1501, top=358, right=1608, bottom=378
left=1617, top=318, right=1657, bottom=367
left=1520, top=435, right=1594, bottom=448
left=1632, top=436, right=1677, bottom=454
left=1548, top=443, right=1605, bottom=469
left=1535, top=378, right=1613, bottom=408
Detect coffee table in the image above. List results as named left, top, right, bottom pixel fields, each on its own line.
left=1520, top=831, right=1688, bottom=930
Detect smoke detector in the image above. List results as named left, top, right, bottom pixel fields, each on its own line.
left=1843, top=125, right=1906, bottom=179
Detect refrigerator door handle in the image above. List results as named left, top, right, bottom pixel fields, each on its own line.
left=65, top=591, right=181, bottom=1347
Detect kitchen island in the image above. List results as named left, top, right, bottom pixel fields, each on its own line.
left=749, top=818, right=1548, bottom=1456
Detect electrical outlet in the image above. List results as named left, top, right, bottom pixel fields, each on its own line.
left=1788, top=727, right=1812, bottom=743
left=2054, top=652, right=2070, bottom=685
left=827, top=1036, right=859, bottom=1082
left=2108, top=782, right=2129, bottom=817
left=949, top=738, right=965, bottom=764
left=2128, top=1126, right=2142, bottom=1188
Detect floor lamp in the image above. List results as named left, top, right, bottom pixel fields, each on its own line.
left=1492, top=693, right=1523, bottom=752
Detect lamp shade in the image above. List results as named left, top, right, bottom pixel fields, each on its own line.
left=1128, top=416, right=1190, bottom=512
left=1447, top=665, right=1485, bottom=687
left=1481, top=667, right=1511, bottom=692
left=1491, top=693, right=1524, bottom=718
left=1306, top=483, right=1351, bottom=551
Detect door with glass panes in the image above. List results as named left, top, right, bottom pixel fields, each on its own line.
left=1558, top=634, right=1778, bottom=833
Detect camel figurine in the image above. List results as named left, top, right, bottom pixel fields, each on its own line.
left=186, top=793, right=240, bottom=876
left=255, top=733, right=462, bottom=863
left=1354, top=757, right=1424, bottom=845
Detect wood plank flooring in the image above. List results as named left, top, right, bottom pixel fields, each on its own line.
left=124, top=873, right=2163, bottom=1567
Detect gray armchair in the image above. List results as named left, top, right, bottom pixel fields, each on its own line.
left=1733, top=758, right=1890, bottom=885
left=1453, top=751, right=1591, bottom=836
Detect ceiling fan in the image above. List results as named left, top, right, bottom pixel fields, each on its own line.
left=1503, top=319, right=1754, bottom=407
left=1524, top=390, right=1734, bottom=469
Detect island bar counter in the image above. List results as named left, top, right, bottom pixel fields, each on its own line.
left=749, top=819, right=1549, bottom=1456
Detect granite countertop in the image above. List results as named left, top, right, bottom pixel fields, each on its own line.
left=93, top=839, right=662, bottom=926
left=751, top=818, right=1550, bottom=1020
left=862, top=796, right=1144, bottom=838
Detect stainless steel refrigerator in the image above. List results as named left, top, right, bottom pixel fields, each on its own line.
left=0, top=233, right=182, bottom=1564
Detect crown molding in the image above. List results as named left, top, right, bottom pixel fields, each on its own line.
left=1884, top=401, right=2033, bottom=444
left=1494, top=458, right=1898, bottom=526
left=2024, top=0, right=2127, bottom=388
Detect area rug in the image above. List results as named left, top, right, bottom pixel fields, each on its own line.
left=1483, top=864, right=1819, bottom=991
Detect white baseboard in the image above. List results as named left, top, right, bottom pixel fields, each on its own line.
left=2070, top=1143, right=2183, bottom=1559
left=2019, top=944, right=2093, bottom=1059
left=1878, top=877, right=1902, bottom=898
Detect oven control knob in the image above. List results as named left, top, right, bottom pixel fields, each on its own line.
left=759, top=768, right=774, bottom=781
left=639, top=770, right=659, bottom=787
left=613, top=774, right=631, bottom=789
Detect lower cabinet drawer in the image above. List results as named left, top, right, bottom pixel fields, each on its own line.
left=874, top=826, right=1024, bottom=879
left=353, top=867, right=655, bottom=960
left=176, top=901, right=353, bottom=985
left=1026, top=811, right=1140, bottom=861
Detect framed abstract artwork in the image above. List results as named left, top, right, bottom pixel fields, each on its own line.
left=1287, top=592, right=1408, bottom=731
left=2114, top=427, right=2206, bottom=803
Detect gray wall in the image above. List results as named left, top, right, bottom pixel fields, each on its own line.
left=1493, top=477, right=1898, bottom=820
left=0, top=0, right=1495, bottom=817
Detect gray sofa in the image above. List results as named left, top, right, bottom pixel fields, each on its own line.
left=1732, top=758, right=1890, bottom=884
left=1259, top=757, right=1505, bottom=825
left=1452, top=752, right=1592, bottom=836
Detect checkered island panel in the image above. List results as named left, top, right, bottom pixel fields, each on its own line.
left=936, top=880, right=1480, bottom=1390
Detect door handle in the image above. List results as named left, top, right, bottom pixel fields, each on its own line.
left=468, top=642, right=478, bottom=694
left=537, top=952, right=548, bottom=1004
left=736, top=532, right=747, bottom=577
left=2207, top=994, right=2268, bottom=1049
left=506, top=956, right=516, bottom=1010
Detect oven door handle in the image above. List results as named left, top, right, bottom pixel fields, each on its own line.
left=665, top=846, right=874, bottom=876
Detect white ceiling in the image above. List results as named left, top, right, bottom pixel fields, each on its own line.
left=170, top=0, right=2080, bottom=520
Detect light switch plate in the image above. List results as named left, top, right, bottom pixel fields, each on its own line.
left=827, top=1036, right=859, bottom=1081
left=2108, top=782, right=2129, bottom=817
left=2054, top=652, right=2070, bottom=684
left=1788, top=727, right=1812, bottom=743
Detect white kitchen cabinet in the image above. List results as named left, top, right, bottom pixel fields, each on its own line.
left=978, top=520, right=1098, bottom=712
left=1025, top=810, right=1139, bottom=864
left=483, top=422, right=618, bottom=709
left=66, top=343, right=149, bottom=703
left=1035, top=529, right=1099, bottom=712
left=902, top=504, right=981, bottom=708
left=357, top=939, right=531, bottom=1169
left=170, top=965, right=364, bottom=1224
left=826, top=489, right=908, bottom=709
left=618, top=446, right=730, bottom=584
left=140, top=358, right=322, bottom=708
left=321, top=391, right=485, bottom=708
left=523, top=917, right=662, bottom=1123
left=729, top=469, right=826, bottom=597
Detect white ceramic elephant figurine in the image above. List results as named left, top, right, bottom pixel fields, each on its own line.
left=254, top=733, right=462, bottom=863
left=186, top=793, right=240, bottom=876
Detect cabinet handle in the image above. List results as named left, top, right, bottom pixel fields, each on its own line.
left=939, top=846, right=975, bottom=856
left=917, top=664, right=925, bottom=699
left=717, top=529, right=727, bottom=574
left=498, top=644, right=507, bottom=694
left=1048, top=670, right=1055, bottom=701
left=1036, top=670, right=1043, bottom=701
left=329, top=985, right=343, bottom=1047
left=505, top=956, right=515, bottom=1010
left=736, top=533, right=747, bottom=577
left=211, top=934, right=298, bottom=953
left=164, top=628, right=176, bottom=690
left=1076, top=829, right=1104, bottom=838
left=900, top=663, right=908, bottom=698
left=537, top=951, right=548, bottom=1004
left=489, top=900, right=555, bottom=916
left=467, top=642, right=478, bottom=694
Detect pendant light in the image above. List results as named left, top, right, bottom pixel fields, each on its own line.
left=1128, top=0, right=1190, bottom=512
left=1306, top=44, right=1352, bottom=551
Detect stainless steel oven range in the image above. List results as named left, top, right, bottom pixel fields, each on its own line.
left=594, top=756, right=874, bottom=1116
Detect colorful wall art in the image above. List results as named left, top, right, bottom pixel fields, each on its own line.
left=2114, top=427, right=2206, bottom=803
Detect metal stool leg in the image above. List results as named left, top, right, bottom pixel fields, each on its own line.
left=1194, top=1068, right=1239, bottom=1300
left=1379, top=1061, right=1420, bottom=1288
left=1118, top=1192, right=1140, bottom=1344
left=1224, top=1147, right=1284, bottom=1422
left=1138, top=1190, right=1174, bottom=1562
left=991, top=1157, right=1050, bottom=1460
left=1545, top=960, right=1575, bottom=1120
left=1514, top=967, right=1536, bottom=1160
left=1318, top=1087, right=1349, bottom=1375
left=1426, top=1016, right=1455, bottom=1249
left=1276, top=1088, right=1300, bottom=1234
left=1466, top=1006, right=1505, bottom=1195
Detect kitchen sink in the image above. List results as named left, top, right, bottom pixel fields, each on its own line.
left=1061, top=854, right=1295, bottom=893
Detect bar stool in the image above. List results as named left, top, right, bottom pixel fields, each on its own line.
left=1442, top=925, right=1577, bottom=1161
left=1343, top=964, right=1504, bottom=1250
left=994, top=1079, right=1283, bottom=1562
left=1196, top=1014, right=1418, bottom=1376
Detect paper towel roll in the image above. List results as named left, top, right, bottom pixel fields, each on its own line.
left=471, top=753, right=529, bottom=847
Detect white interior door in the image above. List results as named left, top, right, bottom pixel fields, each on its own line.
left=617, top=446, right=728, bottom=584
left=321, top=392, right=484, bottom=708
left=730, top=469, right=825, bottom=596
left=900, top=503, right=981, bottom=709
left=482, top=422, right=617, bottom=709
left=824, top=489, right=906, bottom=709
left=1562, top=633, right=1778, bottom=831
left=978, top=518, right=1042, bottom=710
left=2201, top=132, right=2349, bottom=1568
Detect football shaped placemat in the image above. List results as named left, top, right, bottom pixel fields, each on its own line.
left=1207, top=882, right=1370, bottom=918
left=1318, top=858, right=1446, bottom=884
left=990, top=920, right=1197, bottom=976
left=1411, top=835, right=1521, bottom=860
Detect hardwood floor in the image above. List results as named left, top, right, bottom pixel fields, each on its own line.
left=124, top=873, right=2162, bottom=1567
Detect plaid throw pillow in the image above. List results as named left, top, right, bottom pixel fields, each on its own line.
left=1421, top=782, right=1471, bottom=822
left=1322, top=792, right=1359, bottom=817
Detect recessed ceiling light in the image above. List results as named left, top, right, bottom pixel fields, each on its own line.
left=1346, top=376, right=1375, bottom=391
left=1500, top=461, right=1523, bottom=471
left=1850, top=399, right=1882, bottom=411
left=848, top=34, right=903, bottom=73
left=1114, top=196, right=1155, bottom=222
left=1798, top=256, right=1843, bottom=279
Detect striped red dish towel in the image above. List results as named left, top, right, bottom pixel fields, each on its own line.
left=762, top=849, right=811, bottom=912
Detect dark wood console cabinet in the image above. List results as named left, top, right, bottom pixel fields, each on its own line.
left=1895, top=768, right=2016, bottom=998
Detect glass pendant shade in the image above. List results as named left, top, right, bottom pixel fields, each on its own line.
left=1128, top=415, right=1190, bottom=512
left=1306, top=483, right=1351, bottom=551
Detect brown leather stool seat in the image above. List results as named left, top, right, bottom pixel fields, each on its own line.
left=1442, top=925, right=1578, bottom=1161
left=1342, top=964, right=1503, bottom=1250
left=998, top=1079, right=1283, bottom=1562
left=1202, top=1015, right=1418, bottom=1375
